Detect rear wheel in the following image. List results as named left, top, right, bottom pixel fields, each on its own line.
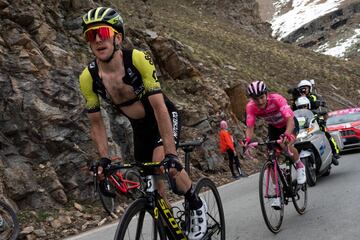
left=292, top=179, right=307, bottom=215
left=290, top=163, right=308, bottom=214
left=302, top=155, right=317, bottom=187
left=0, top=200, right=19, bottom=240
left=259, top=161, right=284, bottom=233
left=123, top=169, right=145, bottom=199
left=194, top=177, right=225, bottom=240
left=114, top=198, right=165, bottom=240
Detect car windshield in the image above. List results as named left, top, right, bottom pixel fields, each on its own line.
left=327, top=112, right=360, bottom=125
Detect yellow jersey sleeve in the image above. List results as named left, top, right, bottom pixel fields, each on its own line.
left=132, top=49, right=161, bottom=96
left=79, top=68, right=100, bottom=113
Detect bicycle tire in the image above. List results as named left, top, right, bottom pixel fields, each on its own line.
left=98, top=179, right=115, bottom=215
left=0, top=200, right=19, bottom=240
left=302, top=155, right=317, bottom=187
left=114, top=198, right=166, bottom=240
left=291, top=164, right=308, bottom=215
left=194, top=177, right=225, bottom=240
left=259, top=161, right=284, bottom=233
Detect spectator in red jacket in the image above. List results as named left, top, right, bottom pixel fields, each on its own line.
left=219, top=120, right=241, bottom=179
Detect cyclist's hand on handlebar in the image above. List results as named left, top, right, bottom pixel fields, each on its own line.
left=162, top=154, right=182, bottom=176
left=239, top=137, right=251, bottom=147
left=279, top=133, right=295, bottom=144
left=240, top=138, right=257, bottom=158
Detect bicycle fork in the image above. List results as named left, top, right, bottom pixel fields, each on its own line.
left=265, top=160, right=280, bottom=199
left=144, top=175, right=188, bottom=240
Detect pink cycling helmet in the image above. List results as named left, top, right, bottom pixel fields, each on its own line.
left=247, top=80, right=267, bottom=98
left=220, top=120, right=228, bottom=129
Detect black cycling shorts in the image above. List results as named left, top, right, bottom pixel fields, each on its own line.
left=130, top=95, right=181, bottom=163
left=268, top=117, right=299, bottom=141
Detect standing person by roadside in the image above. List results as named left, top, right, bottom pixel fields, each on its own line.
left=219, top=120, right=242, bottom=179
left=78, top=7, right=207, bottom=239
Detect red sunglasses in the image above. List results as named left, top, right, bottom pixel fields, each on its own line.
left=84, top=26, right=118, bottom=42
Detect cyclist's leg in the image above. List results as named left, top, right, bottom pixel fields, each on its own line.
left=152, top=145, right=192, bottom=196
left=268, top=124, right=304, bottom=183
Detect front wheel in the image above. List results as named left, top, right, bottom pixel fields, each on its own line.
left=194, top=177, right=225, bottom=240
left=259, top=161, right=284, bottom=234
left=98, top=178, right=115, bottom=215
left=0, top=200, right=19, bottom=240
left=114, top=198, right=165, bottom=240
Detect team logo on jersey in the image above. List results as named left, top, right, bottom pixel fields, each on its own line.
left=144, top=52, right=154, bottom=65
left=127, top=68, right=134, bottom=77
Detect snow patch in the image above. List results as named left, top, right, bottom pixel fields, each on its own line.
left=315, top=29, right=360, bottom=57
left=271, top=0, right=346, bottom=40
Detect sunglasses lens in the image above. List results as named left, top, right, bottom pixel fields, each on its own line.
left=85, top=29, right=96, bottom=42
left=98, top=27, right=113, bottom=40
left=85, top=27, right=115, bottom=42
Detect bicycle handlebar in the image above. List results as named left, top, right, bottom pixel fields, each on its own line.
left=245, top=140, right=294, bottom=157
left=90, top=161, right=163, bottom=177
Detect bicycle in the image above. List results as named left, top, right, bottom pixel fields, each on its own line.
left=248, top=140, right=308, bottom=233
left=90, top=158, right=144, bottom=215
left=114, top=141, right=225, bottom=240
left=0, top=199, right=19, bottom=240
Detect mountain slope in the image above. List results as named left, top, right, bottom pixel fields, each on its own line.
left=263, top=0, right=360, bottom=60
left=0, top=0, right=359, bottom=238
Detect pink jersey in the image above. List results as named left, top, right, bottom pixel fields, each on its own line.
left=246, top=93, right=294, bottom=128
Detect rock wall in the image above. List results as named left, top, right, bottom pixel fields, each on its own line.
left=187, top=0, right=272, bottom=35
left=0, top=0, right=248, bottom=209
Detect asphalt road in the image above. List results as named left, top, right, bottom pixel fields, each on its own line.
left=66, top=150, right=360, bottom=240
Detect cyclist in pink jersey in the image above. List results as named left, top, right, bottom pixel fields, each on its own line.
left=244, top=81, right=306, bottom=209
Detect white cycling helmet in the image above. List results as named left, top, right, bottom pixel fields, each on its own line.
left=295, top=96, right=310, bottom=109
left=247, top=80, right=267, bottom=98
left=297, top=80, right=312, bottom=92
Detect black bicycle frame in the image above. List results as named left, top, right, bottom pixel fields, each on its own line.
left=268, top=146, right=294, bottom=198
left=154, top=192, right=188, bottom=240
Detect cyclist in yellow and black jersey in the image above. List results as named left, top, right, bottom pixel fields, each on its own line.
left=79, top=7, right=207, bottom=240
left=79, top=48, right=179, bottom=163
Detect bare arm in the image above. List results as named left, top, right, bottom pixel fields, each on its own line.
left=245, top=126, right=255, bottom=140
left=285, top=117, right=295, bottom=136
left=88, top=112, right=109, bottom=158
left=149, top=93, right=177, bottom=156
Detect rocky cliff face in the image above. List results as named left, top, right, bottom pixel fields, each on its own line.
left=186, top=0, right=272, bottom=35
left=0, top=0, right=259, bottom=212
left=1, top=0, right=360, bottom=238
